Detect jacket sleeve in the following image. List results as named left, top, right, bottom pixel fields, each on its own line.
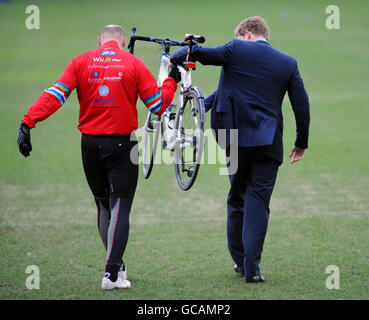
left=22, top=57, right=78, bottom=128
left=287, top=61, right=310, bottom=149
left=191, top=40, right=233, bottom=66
left=135, top=57, right=177, bottom=115
left=204, top=90, right=217, bottom=112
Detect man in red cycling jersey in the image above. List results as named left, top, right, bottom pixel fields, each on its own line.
left=17, top=24, right=180, bottom=290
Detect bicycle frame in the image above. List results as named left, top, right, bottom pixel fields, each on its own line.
left=157, top=54, right=191, bottom=89
left=157, top=51, right=195, bottom=150
left=130, top=27, right=206, bottom=189
left=129, top=27, right=201, bottom=150
left=157, top=52, right=173, bottom=149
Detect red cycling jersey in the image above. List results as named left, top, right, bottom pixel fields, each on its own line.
left=22, top=40, right=177, bottom=135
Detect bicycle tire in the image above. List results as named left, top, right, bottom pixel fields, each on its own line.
left=142, top=112, right=161, bottom=179
left=174, top=86, right=205, bottom=191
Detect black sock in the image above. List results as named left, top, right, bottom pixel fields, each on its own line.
left=105, top=264, right=120, bottom=282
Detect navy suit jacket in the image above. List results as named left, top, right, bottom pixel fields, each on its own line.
left=192, top=39, right=310, bottom=162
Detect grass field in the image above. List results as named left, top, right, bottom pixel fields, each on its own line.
left=0, top=0, right=368, bottom=300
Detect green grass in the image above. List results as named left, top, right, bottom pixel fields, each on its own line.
left=0, top=0, right=368, bottom=299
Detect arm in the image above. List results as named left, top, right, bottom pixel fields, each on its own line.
left=135, top=57, right=177, bottom=115
left=192, top=41, right=233, bottom=66
left=170, top=40, right=233, bottom=67
left=18, top=57, right=78, bottom=157
left=287, top=61, right=310, bottom=163
left=22, top=57, right=78, bottom=128
left=204, top=90, right=217, bottom=113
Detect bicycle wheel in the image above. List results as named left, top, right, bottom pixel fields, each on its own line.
left=142, top=111, right=161, bottom=179
left=174, top=86, right=205, bottom=190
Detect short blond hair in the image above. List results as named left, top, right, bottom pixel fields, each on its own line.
left=101, top=24, right=125, bottom=38
left=234, top=16, right=270, bottom=41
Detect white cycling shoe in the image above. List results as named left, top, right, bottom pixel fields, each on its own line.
left=102, top=268, right=130, bottom=290
left=102, top=276, right=131, bottom=290
left=118, top=268, right=127, bottom=281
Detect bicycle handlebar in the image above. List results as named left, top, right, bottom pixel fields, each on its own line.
left=128, top=27, right=205, bottom=55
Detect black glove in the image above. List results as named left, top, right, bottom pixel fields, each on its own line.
left=168, top=65, right=181, bottom=83
left=170, top=46, right=189, bottom=65
left=17, top=123, right=32, bottom=157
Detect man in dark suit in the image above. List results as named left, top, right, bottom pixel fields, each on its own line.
left=171, top=16, right=310, bottom=282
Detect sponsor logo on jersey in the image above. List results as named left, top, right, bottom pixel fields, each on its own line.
left=101, top=50, right=116, bottom=56
left=88, top=78, right=103, bottom=83
left=98, top=85, right=109, bottom=97
left=89, top=71, right=123, bottom=83
left=88, top=65, right=125, bottom=69
left=92, top=57, right=122, bottom=63
left=94, top=98, right=115, bottom=103
left=103, top=75, right=122, bottom=81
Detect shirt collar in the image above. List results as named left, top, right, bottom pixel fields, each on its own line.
left=255, top=40, right=271, bottom=47
left=101, top=40, right=121, bottom=51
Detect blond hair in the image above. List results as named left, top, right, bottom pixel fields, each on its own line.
left=234, top=16, right=270, bottom=41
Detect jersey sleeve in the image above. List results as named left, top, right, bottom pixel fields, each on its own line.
left=134, top=57, right=177, bottom=115
left=22, top=57, right=78, bottom=128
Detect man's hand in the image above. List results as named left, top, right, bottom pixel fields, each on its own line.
left=170, top=47, right=189, bottom=65
left=168, top=65, right=181, bottom=83
left=289, top=145, right=305, bottom=164
left=17, top=123, right=32, bottom=157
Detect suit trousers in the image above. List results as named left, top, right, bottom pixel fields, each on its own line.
left=227, top=146, right=280, bottom=278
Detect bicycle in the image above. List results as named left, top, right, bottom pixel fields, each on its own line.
left=128, top=27, right=206, bottom=191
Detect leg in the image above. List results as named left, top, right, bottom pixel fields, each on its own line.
left=81, top=134, right=110, bottom=249
left=105, top=197, right=134, bottom=276
left=226, top=147, right=250, bottom=269
left=103, top=136, right=139, bottom=280
left=242, top=152, right=280, bottom=278
left=95, top=197, right=110, bottom=250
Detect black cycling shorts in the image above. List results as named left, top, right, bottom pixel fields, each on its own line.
left=81, top=134, right=138, bottom=199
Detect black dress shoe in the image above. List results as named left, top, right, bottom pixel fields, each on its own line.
left=246, top=274, right=265, bottom=283
left=233, top=264, right=244, bottom=276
